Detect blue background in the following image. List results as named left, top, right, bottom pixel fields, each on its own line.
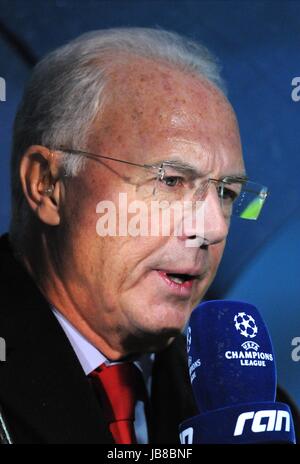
left=0, top=0, right=299, bottom=407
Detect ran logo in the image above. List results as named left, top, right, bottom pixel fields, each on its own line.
left=234, top=410, right=291, bottom=436
left=179, top=427, right=194, bottom=444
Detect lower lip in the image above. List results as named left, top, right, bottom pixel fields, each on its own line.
left=156, top=270, right=196, bottom=297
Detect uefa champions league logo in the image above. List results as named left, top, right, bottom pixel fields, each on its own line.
left=234, top=312, right=258, bottom=339
left=224, top=312, right=272, bottom=367
left=186, top=327, right=192, bottom=353
left=186, top=326, right=201, bottom=382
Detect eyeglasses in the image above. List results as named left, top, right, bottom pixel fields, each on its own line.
left=54, top=147, right=268, bottom=221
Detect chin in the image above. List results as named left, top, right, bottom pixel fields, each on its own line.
left=122, top=327, right=180, bottom=355
left=122, top=311, right=186, bottom=353
left=141, top=306, right=190, bottom=332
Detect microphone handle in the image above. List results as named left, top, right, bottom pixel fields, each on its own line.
left=179, top=402, right=296, bottom=444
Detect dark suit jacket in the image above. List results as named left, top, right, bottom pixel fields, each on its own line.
left=0, top=234, right=197, bottom=443
left=0, top=234, right=299, bottom=444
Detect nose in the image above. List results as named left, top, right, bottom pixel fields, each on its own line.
left=203, top=183, right=229, bottom=244
left=177, top=183, right=229, bottom=247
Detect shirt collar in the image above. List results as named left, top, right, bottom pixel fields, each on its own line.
left=52, top=307, right=154, bottom=386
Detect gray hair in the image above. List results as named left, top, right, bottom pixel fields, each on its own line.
left=10, top=27, right=225, bottom=252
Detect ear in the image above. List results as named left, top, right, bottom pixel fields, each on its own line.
left=19, top=145, right=63, bottom=226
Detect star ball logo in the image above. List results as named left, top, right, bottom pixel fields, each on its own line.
left=234, top=312, right=258, bottom=338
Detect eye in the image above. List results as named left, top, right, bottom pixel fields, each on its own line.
left=160, top=176, right=184, bottom=188
left=217, top=184, right=239, bottom=202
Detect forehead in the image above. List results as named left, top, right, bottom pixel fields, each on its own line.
left=88, top=57, right=244, bottom=174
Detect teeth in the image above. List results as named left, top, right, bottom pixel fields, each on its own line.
left=163, top=272, right=198, bottom=284
left=166, top=273, right=195, bottom=284
left=169, top=275, right=185, bottom=284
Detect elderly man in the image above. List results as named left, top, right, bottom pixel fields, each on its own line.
left=0, top=28, right=279, bottom=444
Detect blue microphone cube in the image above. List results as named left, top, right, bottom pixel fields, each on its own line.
left=180, top=300, right=296, bottom=444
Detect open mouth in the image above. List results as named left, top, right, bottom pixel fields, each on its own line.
left=165, top=272, right=198, bottom=284
left=156, top=270, right=201, bottom=293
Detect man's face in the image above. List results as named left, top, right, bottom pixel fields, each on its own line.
left=58, top=59, right=244, bottom=357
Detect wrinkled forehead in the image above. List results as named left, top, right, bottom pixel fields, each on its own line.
left=88, top=57, right=243, bottom=171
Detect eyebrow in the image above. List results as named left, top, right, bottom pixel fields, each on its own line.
left=147, top=159, right=204, bottom=175
left=148, top=158, right=247, bottom=181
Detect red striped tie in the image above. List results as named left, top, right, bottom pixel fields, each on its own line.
left=90, top=362, right=146, bottom=444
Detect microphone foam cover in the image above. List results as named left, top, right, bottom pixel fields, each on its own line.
left=187, top=300, right=276, bottom=412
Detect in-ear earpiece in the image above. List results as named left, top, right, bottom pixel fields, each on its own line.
left=44, top=185, right=54, bottom=196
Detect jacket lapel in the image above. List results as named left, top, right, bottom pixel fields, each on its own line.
left=0, top=234, right=113, bottom=443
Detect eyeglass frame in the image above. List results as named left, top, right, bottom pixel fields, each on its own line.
left=51, top=146, right=268, bottom=219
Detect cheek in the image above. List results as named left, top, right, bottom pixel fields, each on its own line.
left=210, top=241, right=226, bottom=274
left=93, top=235, right=161, bottom=291
left=108, top=235, right=166, bottom=285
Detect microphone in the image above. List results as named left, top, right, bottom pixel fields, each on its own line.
left=179, top=300, right=296, bottom=444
